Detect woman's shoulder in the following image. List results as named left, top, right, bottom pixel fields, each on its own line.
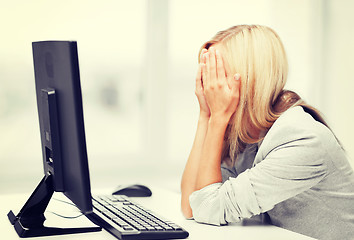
left=275, top=105, right=322, bottom=129
left=270, top=106, right=331, bottom=139
left=257, top=106, right=337, bottom=159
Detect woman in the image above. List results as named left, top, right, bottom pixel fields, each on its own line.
left=180, top=25, right=354, bottom=239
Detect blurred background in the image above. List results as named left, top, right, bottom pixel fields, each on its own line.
left=0, top=0, right=353, bottom=194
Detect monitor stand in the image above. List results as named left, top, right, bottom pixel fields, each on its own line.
left=7, top=89, right=101, bottom=238
left=7, top=174, right=101, bottom=238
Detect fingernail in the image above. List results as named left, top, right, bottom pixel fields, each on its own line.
left=234, top=73, right=240, bottom=81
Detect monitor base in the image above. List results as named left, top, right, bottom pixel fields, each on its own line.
left=8, top=174, right=101, bottom=238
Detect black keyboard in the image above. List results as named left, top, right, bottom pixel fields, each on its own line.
left=89, top=195, right=189, bottom=240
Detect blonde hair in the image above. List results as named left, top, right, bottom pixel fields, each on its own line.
left=199, top=25, right=328, bottom=162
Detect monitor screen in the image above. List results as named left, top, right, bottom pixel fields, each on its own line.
left=32, top=41, right=93, bottom=214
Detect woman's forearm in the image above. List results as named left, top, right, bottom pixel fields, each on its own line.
left=181, top=114, right=209, bottom=218
left=195, top=116, right=229, bottom=190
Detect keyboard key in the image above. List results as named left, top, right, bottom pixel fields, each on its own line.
left=162, top=225, right=174, bottom=230
left=170, top=224, right=183, bottom=230
left=106, top=205, right=118, bottom=212
left=154, top=226, right=164, bottom=231
left=94, top=204, right=108, bottom=213
left=146, top=226, right=156, bottom=231
left=136, top=226, right=147, bottom=231
left=102, top=211, right=118, bottom=220
left=123, top=226, right=134, bottom=231
left=112, top=221, right=123, bottom=227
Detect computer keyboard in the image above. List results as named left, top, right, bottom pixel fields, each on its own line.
left=90, top=195, right=189, bottom=240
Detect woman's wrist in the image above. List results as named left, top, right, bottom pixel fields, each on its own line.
left=199, top=112, right=210, bottom=122
left=209, top=114, right=231, bottom=128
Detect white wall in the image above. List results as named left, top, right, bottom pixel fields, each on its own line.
left=322, top=0, right=354, bottom=163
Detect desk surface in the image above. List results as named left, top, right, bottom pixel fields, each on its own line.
left=1, top=186, right=314, bottom=240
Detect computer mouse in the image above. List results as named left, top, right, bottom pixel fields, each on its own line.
left=112, top=184, right=152, bottom=197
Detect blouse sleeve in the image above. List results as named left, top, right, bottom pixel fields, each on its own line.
left=189, top=123, right=329, bottom=226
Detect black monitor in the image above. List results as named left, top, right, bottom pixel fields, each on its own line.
left=8, top=41, right=101, bottom=237
left=33, top=41, right=93, bottom=212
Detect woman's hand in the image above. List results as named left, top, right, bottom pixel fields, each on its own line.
left=195, top=49, right=210, bottom=118
left=202, top=47, right=240, bottom=122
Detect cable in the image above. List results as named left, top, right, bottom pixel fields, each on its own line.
left=48, top=211, right=84, bottom=219
left=52, top=197, right=77, bottom=207
left=48, top=197, right=83, bottom=219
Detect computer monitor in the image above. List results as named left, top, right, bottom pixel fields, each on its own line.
left=8, top=41, right=101, bottom=237
left=33, top=40, right=93, bottom=212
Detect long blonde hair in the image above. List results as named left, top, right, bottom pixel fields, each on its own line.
left=199, top=25, right=328, bottom=162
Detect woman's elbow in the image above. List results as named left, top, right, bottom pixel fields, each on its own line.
left=181, top=196, right=193, bottom=219
left=182, top=207, right=193, bottom=219
left=181, top=183, right=225, bottom=225
left=188, top=188, right=225, bottom=226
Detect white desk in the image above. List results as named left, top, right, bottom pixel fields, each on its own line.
left=0, top=186, right=315, bottom=240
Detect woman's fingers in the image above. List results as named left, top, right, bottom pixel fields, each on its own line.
left=199, top=48, right=207, bottom=87
left=204, top=52, right=210, bottom=87
left=208, top=47, right=217, bottom=83
left=202, top=59, right=207, bottom=88
left=196, top=63, right=203, bottom=91
left=199, top=48, right=207, bottom=62
left=215, top=49, right=226, bottom=80
left=231, top=73, right=241, bottom=101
